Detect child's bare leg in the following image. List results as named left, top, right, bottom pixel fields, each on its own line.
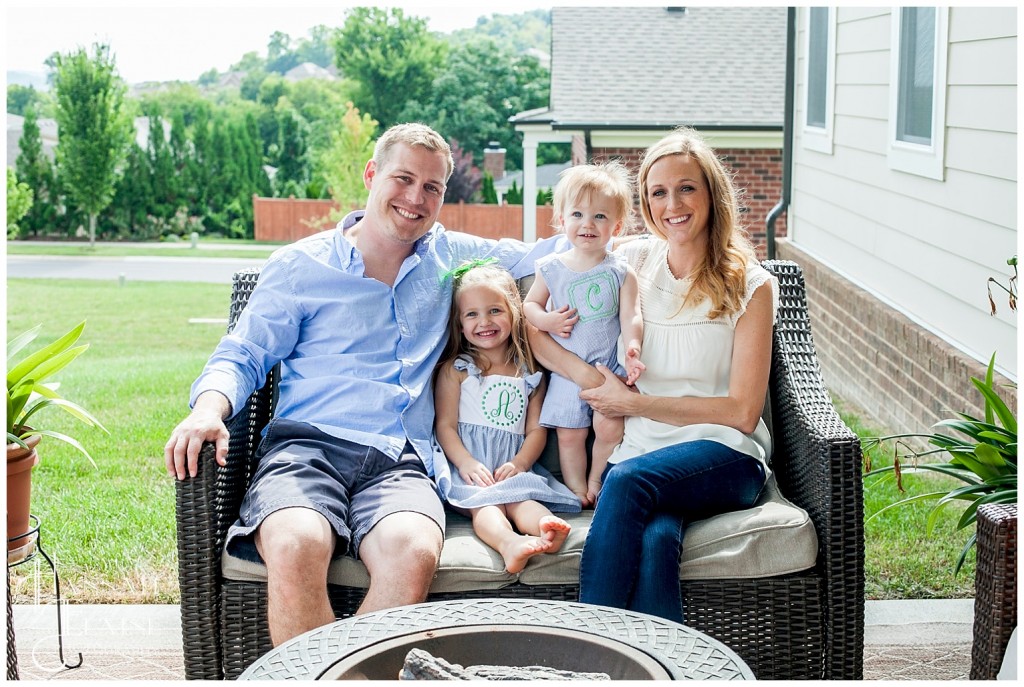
left=470, top=504, right=552, bottom=574
left=590, top=412, right=624, bottom=504
left=507, top=500, right=572, bottom=554
left=556, top=427, right=591, bottom=506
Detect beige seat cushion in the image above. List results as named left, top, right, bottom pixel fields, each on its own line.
left=222, top=474, right=817, bottom=592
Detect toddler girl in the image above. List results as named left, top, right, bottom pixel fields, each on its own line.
left=524, top=162, right=644, bottom=507
left=434, top=260, right=581, bottom=573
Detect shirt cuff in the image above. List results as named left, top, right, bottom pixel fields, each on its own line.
left=190, top=371, right=242, bottom=418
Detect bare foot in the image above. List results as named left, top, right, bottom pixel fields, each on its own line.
left=569, top=488, right=592, bottom=508
left=501, top=536, right=552, bottom=574
left=538, top=515, right=571, bottom=554
left=562, top=477, right=592, bottom=508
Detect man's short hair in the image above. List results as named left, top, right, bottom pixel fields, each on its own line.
left=373, top=123, right=454, bottom=182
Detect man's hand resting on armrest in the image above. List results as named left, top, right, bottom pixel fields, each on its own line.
left=164, top=390, right=232, bottom=480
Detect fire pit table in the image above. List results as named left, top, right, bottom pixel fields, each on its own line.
left=237, top=598, right=754, bottom=680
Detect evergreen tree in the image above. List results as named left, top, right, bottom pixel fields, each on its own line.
left=106, top=142, right=152, bottom=238
left=480, top=172, right=498, bottom=205
left=52, top=43, right=134, bottom=246
left=169, top=110, right=190, bottom=182
left=187, top=105, right=213, bottom=211
left=275, top=107, right=310, bottom=196
left=244, top=112, right=272, bottom=197
left=147, top=114, right=177, bottom=217
left=506, top=180, right=523, bottom=205
left=14, top=105, right=56, bottom=236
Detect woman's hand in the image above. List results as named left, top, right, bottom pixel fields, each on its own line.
left=459, top=460, right=495, bottom=487
left=579, top=364, right=640, bottom=418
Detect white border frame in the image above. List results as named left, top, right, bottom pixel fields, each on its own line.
left=887, top=6, right=949, bottom=180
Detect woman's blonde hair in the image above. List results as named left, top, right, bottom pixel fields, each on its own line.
left=551, top=161, right=635, bottom=230
left=441, top=263, right=537, bottom=374
left=637, top=127, right=755, bottom=319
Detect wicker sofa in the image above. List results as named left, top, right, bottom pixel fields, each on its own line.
left=175, top=259, right=865, bottom=680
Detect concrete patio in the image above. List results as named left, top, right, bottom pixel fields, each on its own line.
left=9, top=599, right=982, bottom=680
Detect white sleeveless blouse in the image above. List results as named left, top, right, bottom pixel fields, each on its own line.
left=609, top=239, right=779, bottom=466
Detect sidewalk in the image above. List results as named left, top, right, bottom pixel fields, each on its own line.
left=10, top=599, right=982, bottom=680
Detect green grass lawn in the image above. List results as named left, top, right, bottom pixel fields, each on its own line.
left=838, top=399, right=976, bottom=599
left=7, top=278, right=977, bottom=602
left=7, top=278, right=230, bottom=603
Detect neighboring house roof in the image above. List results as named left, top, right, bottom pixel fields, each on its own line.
left=283, top=62, right=337, bottom=82
left=7, top=113, right=58, bottom=168
left=513, top=6, right=786, bottom=129
left=217, top=71, right=245, bottom=88
left=494, top=162, right=571, bottom=192
left=7, top=114, right=165, bottom=168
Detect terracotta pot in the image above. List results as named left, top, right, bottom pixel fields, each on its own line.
left=7, top=434, right=41, bottom=552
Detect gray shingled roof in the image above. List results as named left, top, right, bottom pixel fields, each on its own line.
left=515, top=6, right=786, bottom=129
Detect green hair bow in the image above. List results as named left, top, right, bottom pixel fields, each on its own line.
left=439, top=257, right=499, bottom=283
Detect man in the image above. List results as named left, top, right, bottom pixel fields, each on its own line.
left=164, top=123, right=565, bottom=645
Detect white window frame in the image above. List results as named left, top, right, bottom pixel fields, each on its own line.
left=887, top=6, right=949, bottom=180
left=802, top=6, right=836, bottom=154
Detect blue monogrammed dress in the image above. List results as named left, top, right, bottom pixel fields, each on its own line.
left=443, top=355, right=581, bottom=513
left=535, top=252, right=628, bottom=429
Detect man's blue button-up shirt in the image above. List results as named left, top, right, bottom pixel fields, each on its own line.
left=190, top=211, right=566, bottom=492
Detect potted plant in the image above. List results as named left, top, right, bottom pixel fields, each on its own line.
left=6, top=320, right=106, bottom=557
left=864, top=353, right=1016, bottom=573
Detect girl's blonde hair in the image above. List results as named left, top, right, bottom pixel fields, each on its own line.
left=551, top=161, right=634, bottom=231
left=441, top=263, right=537, bottom=374
left=637, top=127, right=756, bottom=319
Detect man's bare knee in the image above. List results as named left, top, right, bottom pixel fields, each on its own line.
left=357, top=512, right=442, bottom=612
left=257, top=507, right=335, bottom=573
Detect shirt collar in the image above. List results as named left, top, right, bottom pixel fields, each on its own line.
left=337, top=210, right=441, bottom=268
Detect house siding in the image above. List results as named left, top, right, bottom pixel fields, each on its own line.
left=786, top=6, right=1017, bottom=436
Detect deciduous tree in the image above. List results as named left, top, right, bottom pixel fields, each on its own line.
left=6, top=168, right=33, bottom=238
left=334, top=7, right=446, bottom=130
left=318, top=101, right=377, bottom=215
left=52, top=43, right=134, bottom=246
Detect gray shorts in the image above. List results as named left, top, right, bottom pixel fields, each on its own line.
left=225, top=418, right=445, bottom=564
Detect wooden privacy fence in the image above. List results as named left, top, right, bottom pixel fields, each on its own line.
left=253, top=195, right=557, bottom=242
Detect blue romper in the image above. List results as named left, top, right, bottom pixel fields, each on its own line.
left=443, top=356, right=581, bottom=513
left=535, top=252, right=628, bottom=429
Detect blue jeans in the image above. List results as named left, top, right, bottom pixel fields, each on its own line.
left=579, top=440, right=766, bottom=624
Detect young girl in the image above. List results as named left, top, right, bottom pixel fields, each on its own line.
left=524, top=162, right=644, bottom=507
left=434, top=260, right=581, bottom=574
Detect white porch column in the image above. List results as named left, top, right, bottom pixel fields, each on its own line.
left=522, top=137, right=539, bottom=243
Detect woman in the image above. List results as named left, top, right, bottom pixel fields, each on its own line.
left=530, top=128, right=777, bottom=623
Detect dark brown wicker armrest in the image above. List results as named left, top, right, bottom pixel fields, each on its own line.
left=175, top=267, right=273, bottom=680
left=761, top=260, right=864, bottom=679
left=971, top=503, right=1017, bottom=679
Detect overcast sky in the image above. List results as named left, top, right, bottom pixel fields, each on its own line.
left=4, top=1, right=558, bottom=85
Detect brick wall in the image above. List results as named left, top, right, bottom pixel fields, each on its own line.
left=778, top=239, right=1017, bottom=436
left=587, top=146, right=786, bottom=257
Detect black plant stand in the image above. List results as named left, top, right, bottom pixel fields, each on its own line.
left=7, top=515, right=83, bottom=673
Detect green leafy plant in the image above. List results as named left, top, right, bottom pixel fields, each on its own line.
left=6, top=320, right=107, bottom=466
left=863, top=353, right=1016, bottom=574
